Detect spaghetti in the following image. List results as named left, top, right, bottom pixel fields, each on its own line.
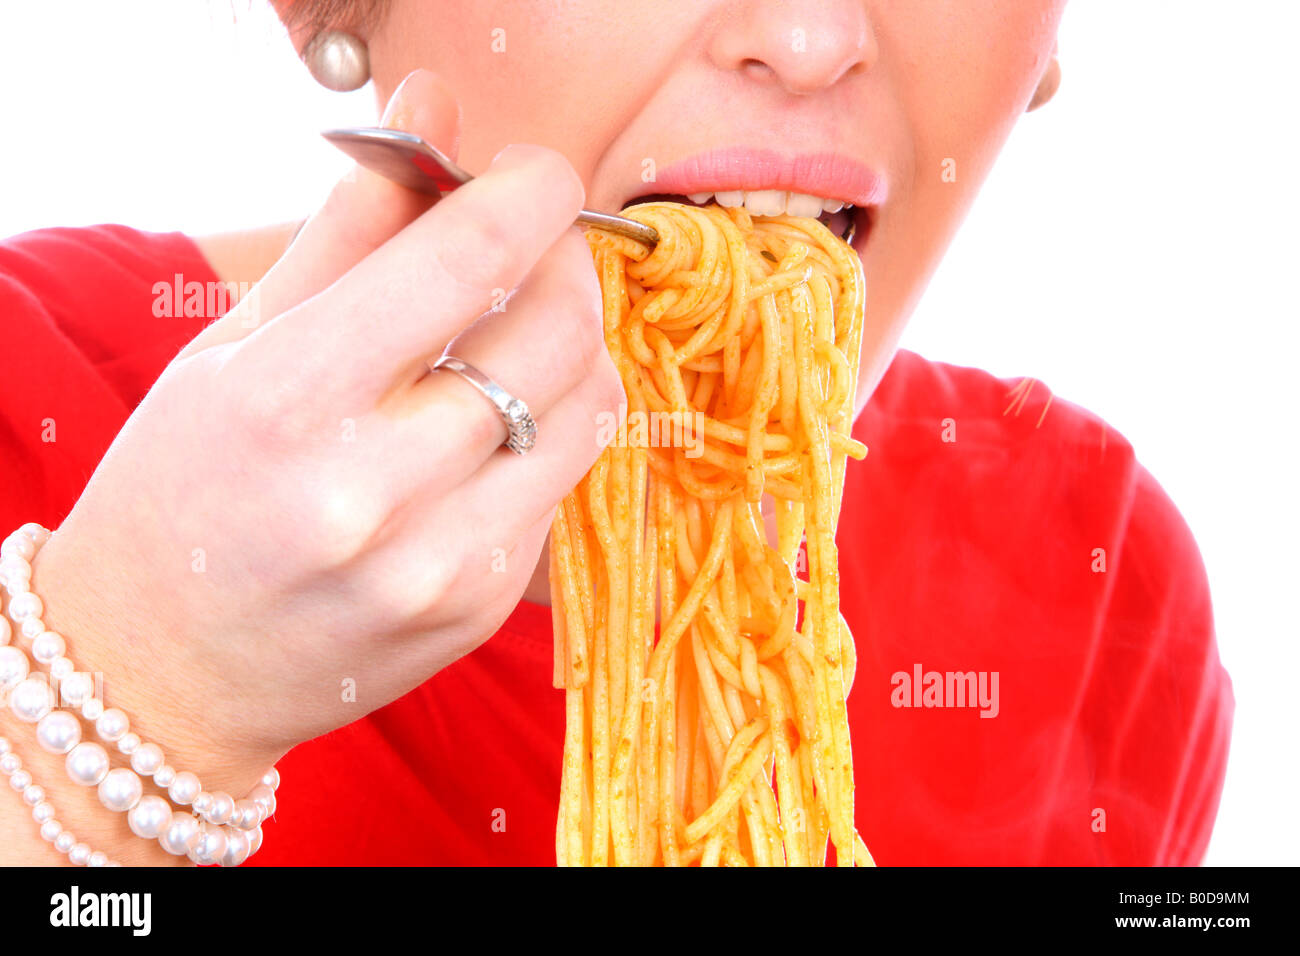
left=550, top=201, right=872, bottom=866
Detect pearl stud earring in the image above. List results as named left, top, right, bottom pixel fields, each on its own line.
left=304, top=30, right=371, bottom=92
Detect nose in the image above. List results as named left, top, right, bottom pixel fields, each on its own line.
left=707, top=0, right=877, bottom=95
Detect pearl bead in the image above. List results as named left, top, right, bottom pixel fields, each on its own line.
left=39, top=819, right=61, bottom=841
left=68, top=843, right=91, bottom=865
left=65, top=742, right=110, bottom=786
left=97, top=767, right=143, bottom=812
left=261, top=767, right=281, bottom=791
left=36, top=710, right=81, bottom=754
left=5, top=590, right=41, bottom=621
left=60, top=672, right=94, bottom=706
left=168, top=771, right=201, bottom=805
left=20, top=616, right=44, bottom=640
left=17, top=523, right=49, bottom=545
left=0, top=752, right=20, bottom=774
left=95, top=708, right=129, bottom=742
left=0, top=645, right=30, bottom=688
left=0, top=556, right=31, bottom=582
left=10, top=769, right=32, bottom=791
left=81, top=697, right=104, bottom=721
left=205, top=791, right=235, bottom=826
left=218, top=829, right=250, bottom=867
left=0, top=616, right=10, bottom=645
left=1, top=533, right=35, bottom=561
left=49, top=657, right=74, bottom=680
left=22, top=783, right=44, bottom=805
left=0, top=736, right=9, bottom=754
left=127, top=795, right=173, bottom=839
left=33, top=801, right=55, bottom=823
left=129, top=742, right=163, bottom=776
left=233, top=799, right=261, bottom=830
left=88, top=851, right=108, bottom=867
left=153, top=765, right=176, bottom=788
left=9, top=676, right=54, bottom=722
left=31, top=630, right=65, bottom=663
left=55, top=831, right=76, bottom=854
left=192, top=791, right=214, bottom=814
left=158, top=813, right=200, bottom=856
left=186, top=824, right=228, bottom=865
left=246, top=825, right=263, bottom=857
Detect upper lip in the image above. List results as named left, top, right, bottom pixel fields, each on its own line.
left=634, top=147, right=887, bottom=208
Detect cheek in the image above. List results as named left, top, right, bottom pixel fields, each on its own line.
left=853, top=1, right=1064, bottom=400
left=899, top=0, right=1063, bottom=208
left=371, top=2, right=541, bottom=169
left=371, top=0, right=663, bottom=182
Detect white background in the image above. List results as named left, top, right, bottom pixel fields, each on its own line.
left=1, top=1, right=1295, bottom=865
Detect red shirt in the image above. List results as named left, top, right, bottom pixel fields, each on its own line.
left=1, top=225, right=1233, bottom=865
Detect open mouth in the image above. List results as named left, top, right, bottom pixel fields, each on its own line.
left=623, top=190, right=867, bottom=244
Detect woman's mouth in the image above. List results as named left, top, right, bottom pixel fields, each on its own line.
left=624, top=189, right=865, bottom=243
left=618, top=148, right=884, bottom=246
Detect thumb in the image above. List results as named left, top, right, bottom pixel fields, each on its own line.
left=179, top=68, right=462, bottom=358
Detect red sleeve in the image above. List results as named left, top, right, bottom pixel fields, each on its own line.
left=0, top=225, right=215, bottom=530
left=843, top=351, right=1234, bottom=865
left=1071, top=462, right=1233, bottom=865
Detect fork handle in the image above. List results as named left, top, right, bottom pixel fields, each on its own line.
left=322, top=127, right=659, bottom=247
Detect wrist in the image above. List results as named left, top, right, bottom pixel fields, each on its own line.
left=1, top=525, right=282, bottom=865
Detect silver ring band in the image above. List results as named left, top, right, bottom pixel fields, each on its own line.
left=429, top=355, right=537, bottom=455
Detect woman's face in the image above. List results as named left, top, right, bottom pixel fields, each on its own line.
left=360, top=0, right=1065, bottom=407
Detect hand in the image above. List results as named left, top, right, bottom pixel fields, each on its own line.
left=4, top=69, right=623, bottom=862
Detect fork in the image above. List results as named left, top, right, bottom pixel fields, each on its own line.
left=321, top=127, right=660, bottom=247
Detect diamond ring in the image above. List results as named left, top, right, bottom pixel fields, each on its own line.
left=429, top=356, right=537, bottom=455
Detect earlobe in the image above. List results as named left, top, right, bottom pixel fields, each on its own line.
left=1027, top=57, right=1061, bottom=112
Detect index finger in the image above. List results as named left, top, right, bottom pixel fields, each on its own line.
left=257, top=142, right=588, bottom=407
left=178, top=68, right=462, bottom=361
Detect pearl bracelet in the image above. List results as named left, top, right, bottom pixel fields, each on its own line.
left=1, top=523, right=280, bottom=865
left=1, top=734, right=118, bottom=866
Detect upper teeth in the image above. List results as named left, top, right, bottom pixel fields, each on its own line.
left=685, top=190, right=849, bottom=218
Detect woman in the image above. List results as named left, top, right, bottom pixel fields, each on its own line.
left=0, top=0, right=1231, bottom=866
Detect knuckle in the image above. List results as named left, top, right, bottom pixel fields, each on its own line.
left=572, top=297, right=606, bottom=367
left=371, top=548, right=457, bottom=625
left=234, top=374, right=312, bottom=445
left=550, top=252, right=606, bottom=375
left=542, top=153, right=586, bottom=211
left=217, top=343, right=324, bottom=448
left=504, top=144, right=584, bottom=211
left=304, top=477, right=390, bottom=567
left=599, top=363, right=627, bottom=410
left=577, top=323, right=615, bottom=398
left=429, top=210, right=518, bottom=294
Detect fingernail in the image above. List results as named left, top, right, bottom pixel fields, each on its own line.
left=380, top=68, right=430, bottom=130
left=489, top=143, right=539, bottom=170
